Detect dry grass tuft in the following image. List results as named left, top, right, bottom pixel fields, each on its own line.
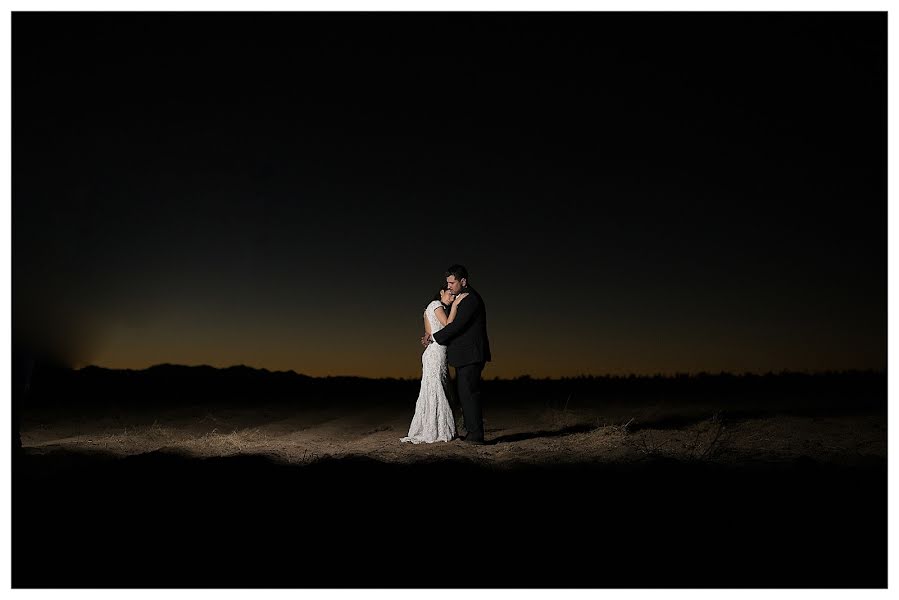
left=190, top=427, right=268, bottom=453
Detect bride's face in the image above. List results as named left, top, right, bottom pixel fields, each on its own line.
left=440, top=289, right=454, bottom=305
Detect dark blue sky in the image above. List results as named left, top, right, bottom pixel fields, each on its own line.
left=13, top=12, right=885, bottom=377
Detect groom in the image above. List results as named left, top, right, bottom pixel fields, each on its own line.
left=423, top=264, right=491, bottom=444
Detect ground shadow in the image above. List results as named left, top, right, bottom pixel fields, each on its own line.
left=488, top=423, right=596, bottom=444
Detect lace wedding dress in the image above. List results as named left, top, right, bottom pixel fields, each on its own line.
left=401, top=300, right=457, bottom=443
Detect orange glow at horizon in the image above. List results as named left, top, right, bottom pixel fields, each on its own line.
left=84, top=316, right=886, bottom=379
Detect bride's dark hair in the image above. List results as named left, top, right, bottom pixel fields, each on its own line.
left=432, top=283, right=449, bottom=302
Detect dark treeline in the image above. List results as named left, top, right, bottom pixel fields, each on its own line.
left=21, top=363, right=886, bottom=416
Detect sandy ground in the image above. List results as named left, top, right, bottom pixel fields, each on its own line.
left=20, top=403, right=886, bottom=468
left=15, top=401, right=888, bottom=588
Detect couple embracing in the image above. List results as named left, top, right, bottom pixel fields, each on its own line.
left=401, top=264, right=491, bottom=445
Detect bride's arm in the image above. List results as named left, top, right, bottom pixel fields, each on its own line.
left=432, top=293, right=473, bottom=344
left=434, top=305, right=448, bottom=326
left=421, top=313, right=433, bottom=349
left=446, top=292, right=468, bottom=324
left=446, top=302, right=460, bottom=324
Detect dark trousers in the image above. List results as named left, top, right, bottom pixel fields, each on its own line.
left=456, top=362, right=485, bottom=441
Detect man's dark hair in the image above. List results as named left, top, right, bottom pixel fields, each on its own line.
left=445, top=264, right=469, bottom=282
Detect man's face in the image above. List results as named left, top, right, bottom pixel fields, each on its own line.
left=446, top=276, right=464, bottom=295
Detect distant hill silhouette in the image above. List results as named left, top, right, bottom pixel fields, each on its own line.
left=20, top=363, right=886, bottom=416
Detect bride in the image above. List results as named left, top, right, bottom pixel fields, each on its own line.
left=400, top=285, right=468, bottom=444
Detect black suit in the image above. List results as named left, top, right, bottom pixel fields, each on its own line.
left=432, top=285, right=491, bottom=441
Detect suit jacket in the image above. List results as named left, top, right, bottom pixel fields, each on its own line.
left=432, top=285, right=491, bottom=368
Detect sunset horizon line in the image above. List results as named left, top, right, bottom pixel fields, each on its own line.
left=67, top=362, right=887, bottom=381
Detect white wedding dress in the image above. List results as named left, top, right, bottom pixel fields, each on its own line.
left=401, top=300, right=457, bottom=444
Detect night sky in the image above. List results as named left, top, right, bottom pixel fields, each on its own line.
left=12, top=12, right=885, bottom=378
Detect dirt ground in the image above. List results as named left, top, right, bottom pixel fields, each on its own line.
left=15, top=399, right=887, bottom=588
left=20, top=402, right=887, bottom=468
